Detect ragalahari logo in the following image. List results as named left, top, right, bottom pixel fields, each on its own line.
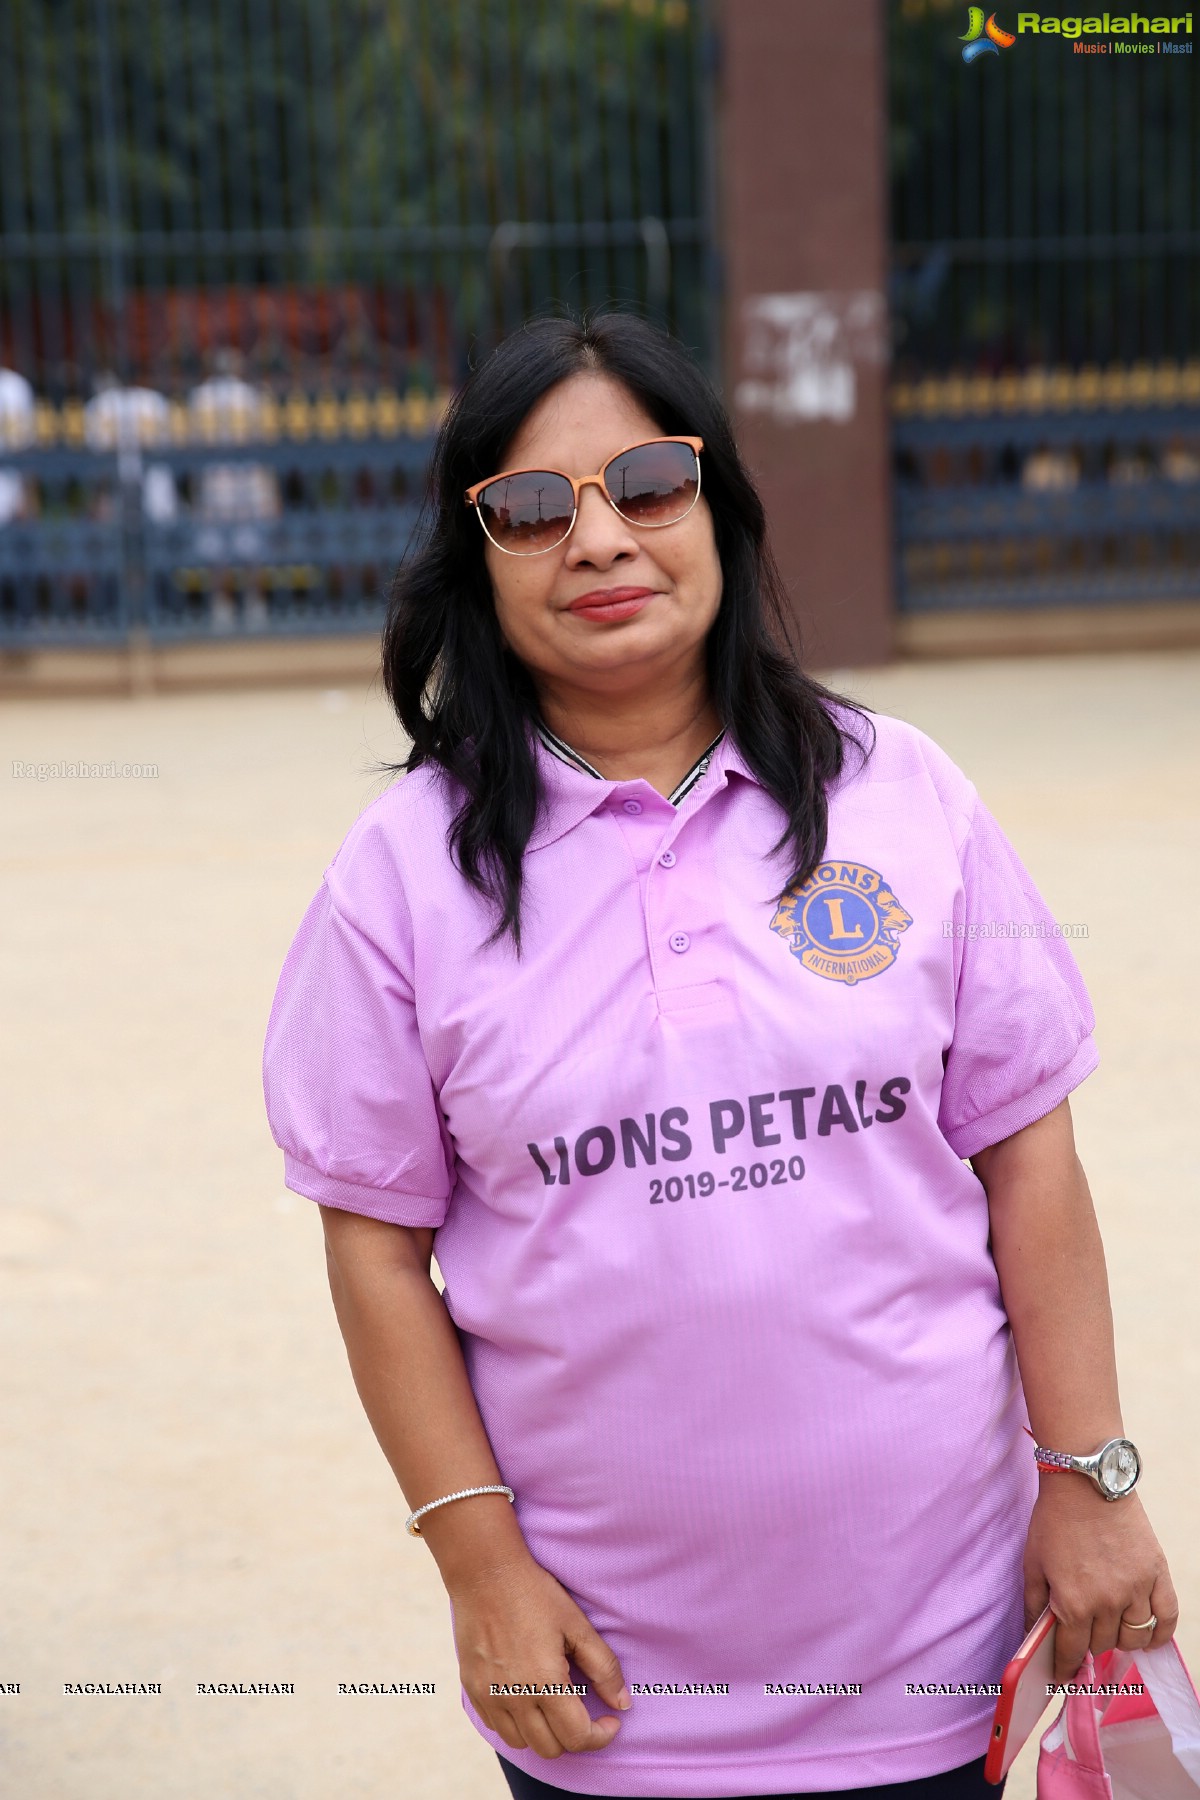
left=961, top=7, right=1017, bottom=57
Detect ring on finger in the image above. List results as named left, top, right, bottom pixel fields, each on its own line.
left=1122, top=1613, right=1157, bottom=1631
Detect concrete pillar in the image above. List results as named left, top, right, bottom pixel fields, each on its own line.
left=717, top=0, right=895, bottom=668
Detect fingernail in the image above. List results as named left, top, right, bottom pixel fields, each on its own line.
left=617, top=1686, right=632, bottom=1709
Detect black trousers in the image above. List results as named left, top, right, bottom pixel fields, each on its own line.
left=495, top=1749, right=1005, bottom=1800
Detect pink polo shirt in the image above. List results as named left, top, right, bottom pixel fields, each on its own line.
left=262, top=704, right=1099, bottom=1796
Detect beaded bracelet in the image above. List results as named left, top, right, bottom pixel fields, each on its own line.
left=405, top=1484, right=515, bottom=1538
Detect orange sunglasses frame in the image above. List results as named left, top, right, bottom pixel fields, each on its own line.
left=464, top=435, right=705, bottom=553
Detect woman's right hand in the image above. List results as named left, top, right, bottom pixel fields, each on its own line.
left=447, top=1554, right=632, bottom=1760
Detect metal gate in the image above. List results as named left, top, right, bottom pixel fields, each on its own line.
left=888, top=0, right=1200, bottom=614
left=0, top=0, right=720, bottom=648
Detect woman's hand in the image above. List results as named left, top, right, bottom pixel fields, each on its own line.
left=447, top=1552, right=632, bottom=1759
left=1023, top=1480, right=1180, bottom=1685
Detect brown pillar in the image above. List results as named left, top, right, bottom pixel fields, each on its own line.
left=717, top=0, right=895, bottom=668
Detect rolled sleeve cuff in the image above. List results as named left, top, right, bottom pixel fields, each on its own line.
left=942, top=1034, right=1100, bottom=1162
left=282, top=1153, right=450, bottom=1227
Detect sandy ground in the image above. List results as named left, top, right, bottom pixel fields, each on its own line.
left=2, top=650, right=1198, bottom=1800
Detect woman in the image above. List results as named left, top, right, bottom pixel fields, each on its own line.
left=262, top=310, right=1178, bottom=1800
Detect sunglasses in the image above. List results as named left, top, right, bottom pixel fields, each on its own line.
left=464, top=435, right=704, bottom=556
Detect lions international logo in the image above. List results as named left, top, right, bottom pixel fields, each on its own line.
left=770, top=861, right=912, bottom=986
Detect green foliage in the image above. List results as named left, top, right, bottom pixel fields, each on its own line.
left=2, top=0, right=700, bottom=260
left=1, top=0, right=713, bottom=385
left=886, top=0, right=1200, bottom=368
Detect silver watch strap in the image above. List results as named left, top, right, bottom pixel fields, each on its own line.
left=1033, top=1444, right=1079, bottom=1472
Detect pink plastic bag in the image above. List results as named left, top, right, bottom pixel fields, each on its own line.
left=1037, top=1640, right=1200, bottom=1799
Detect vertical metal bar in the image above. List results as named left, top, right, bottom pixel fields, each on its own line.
left=887, top=6, right=910, bottom=377
left=24, top=12, right=62, bottom=395
left=1187, top=32, right=1198, bottom=363
left=958, top=36, right=979, bottom=370
left=576, top=0, right=611, bottom=320
left=561, top=0, right=587, bottom=324
left=54, top=0, right=94, bottom=397
left=446, top=0, right=475, bottom=377
left=1145, top=58, right=1166, bottom=365
left=124, top=0, right=154, bottom=391
left=91, top=0, right=145, bottom=643
left=661, top=0, right=691, bottom=336
left=415, top=0, right=449, bottom=375
left=374, top=0, right=392, bottom=389
left=309, top=0, right=340, bottom=386
left=1150, top=57, right=1163, bottom=365
left=92, top=0, right=129, bottom=383
left=634, top=0, right=665, bottom=259
left=151, top=0, right=183, bottom=388
left=1011, top=19, right=1034, bottom=373
left=352, top=0, right=382, bottom=388
left=931, top=20, right=953, bottom=366
left=517, top=0, right=555, bottom=326
left=198, top=0, right=223, bottom=361
left=1115, top=48, right=1141, bottom=363
left=608, top=0, right=639, bottom=313
left=529, top=0, right=558, bottom=319
left=1034, top=35, right=1055, bottom=370
left=222, top=0, right=250, bottom=364
left=264, top=0, right=291, bottom=382
left=464, top=0, right=496, bottom=367
left=692, top=0, right=723, bottom=383
left=491, top=0, right=521, bottom=338
left=176, top=0, right=208, bottom=377
left=1086, top=57, right=1109, bottom=363
left=0, top=11, right=22, bottom=368
left=475, top=0, right=500, bottom=350
left=3, top=2, right=37, bottom=384
left=1165, top=45, right=1185, bottom=360
left=384, top=0, right=420, bottom=391
left=5, top=2, right=41, bottom=632
left=1060, top=33, right=1082, bottom=363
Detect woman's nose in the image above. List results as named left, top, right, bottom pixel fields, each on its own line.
left=568, top=478, right=635, bottom=553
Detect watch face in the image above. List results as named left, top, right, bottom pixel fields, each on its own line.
left=1099, top=1440, right=1141, bottom=1496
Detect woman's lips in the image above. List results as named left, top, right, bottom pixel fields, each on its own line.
left=566, top=587, right=656, bottom=622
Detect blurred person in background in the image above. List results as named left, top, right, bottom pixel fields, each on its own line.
left=1162, top=438, right=1200, bottom=483
left=1019, top=445, right=1080, bottom=492
left=263, top=310, right=1178, bottom=1800
left=83, top=373, right=178, bottom=525
left=187, top=348, right=280, bottom=631
left=0, top=367, right=37, bottom=526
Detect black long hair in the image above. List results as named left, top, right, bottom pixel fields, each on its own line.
left=376, top=307, right=876, bottom=950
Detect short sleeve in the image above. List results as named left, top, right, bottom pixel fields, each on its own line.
left=262, top=879, right=454, bottom=1226
left=938, top=796, right=1099, bottom=1160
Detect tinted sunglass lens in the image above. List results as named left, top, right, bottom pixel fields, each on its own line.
left=478, top=470, right=574, bottom=552
left=605, top=441, right=698, bottom=524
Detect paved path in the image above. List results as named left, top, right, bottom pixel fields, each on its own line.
left=3, top=651, right=1197, bottom=1798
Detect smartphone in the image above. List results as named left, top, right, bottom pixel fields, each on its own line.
left=984, top=1606, right=1058, bottom=1784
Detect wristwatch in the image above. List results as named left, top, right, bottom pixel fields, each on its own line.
left=1032, top=1435, right=1142, bottom=1501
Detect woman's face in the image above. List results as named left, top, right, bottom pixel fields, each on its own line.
left=479, top=371, right=724, bottom=699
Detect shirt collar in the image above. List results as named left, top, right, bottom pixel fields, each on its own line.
left=526, top=722, right=761, bottom=853
left=534, top=719, right=730, bottom=806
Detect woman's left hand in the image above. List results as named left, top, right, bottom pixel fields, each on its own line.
left=1023, top=1480, right=1179, bottom=1686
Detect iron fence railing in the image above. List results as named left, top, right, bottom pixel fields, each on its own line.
left=891, top=362, right=1200, bottom=611
left=0, top=0, right=720, bottom=649
left=888, top=0, right=1200, bottom=612
left=0, top=392, right=445, bottom=644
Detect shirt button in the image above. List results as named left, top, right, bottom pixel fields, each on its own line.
left=622, top=799, right=643, bottom=815
left=669, top=931, right=690, bottom=954
left=659, top=849, right=677, bottom=868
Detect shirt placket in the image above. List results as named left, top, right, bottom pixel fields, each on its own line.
left=608, top=775, right=725, bottom=1013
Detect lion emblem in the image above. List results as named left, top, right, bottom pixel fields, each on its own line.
left=770, top=861, right=912, bottom=986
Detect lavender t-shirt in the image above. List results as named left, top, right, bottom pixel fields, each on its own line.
left=262, top=705, right=1098, bottom=1795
